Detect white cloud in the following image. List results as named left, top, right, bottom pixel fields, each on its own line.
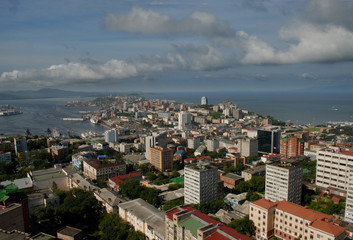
left=242, top=22, right=353, bottom=64
left=104, top=7, right=233, bottom=37
left=0, top=45, right=230, bottom=88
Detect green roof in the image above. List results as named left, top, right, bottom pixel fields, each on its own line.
left=178, top=216, right=206, bottom=237
left=303, top=168, right=311, bottom=174
left=5, top=183, right=18, bottom=193
left=0, top=191, right=9, bottom=202
left=171, top=177, right=184, bottom=183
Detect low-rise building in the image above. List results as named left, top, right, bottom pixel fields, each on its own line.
left=250, top=198, right=346, bottom=240
left=69, top=173, right=98, bottom=192
left=57, top=226, right=83, bottom=240
left=220, top=173, right=244, bottom=189
left=93, top=188, right=123, bottom=213
left=119, top=198, right=165, bottom=240
left=108, top=172, right=142, bottom=191
left=28, top=189, right=60, bottom=215
left=241, top=165, right=266, bottom=181
left=46, top=145, right=69, bottom=162
left=165, top=205, right=252, bottom=240
left=83, top=158, right=126, bottom=181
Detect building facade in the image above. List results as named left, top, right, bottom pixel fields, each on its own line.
left=265, top=159, right=302, bottom=205
left=104, top=129, right=119, bottom=143
left=119, top=198, right=165, bottom=240
left=149, top=146, right=174, bottom=172
left=280, top=137, right=304, bottom=159
left=178, top=111, right=192, bottom=130
left=184, top=163, right=218, bottom=204
left=83, top=158, right=126, bottom=181
left=201, top=96, right=208, bottom=105
left=258, top=128, right=281, bottom=154
left=315, top=147, right=353, bottom=191
left=165, top=205, right=252, bottom=240
left=250, top=199, right=346, bottom=240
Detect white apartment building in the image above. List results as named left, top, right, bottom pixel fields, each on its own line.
left=178, top=111, right=192, bottom=130
left=201, top=96, right=208, bottom=105
left=187, top=138, right=200, bottom=150
left=206, top=139, right=219, bottom=152
left=265, top=159, right=302, bottom=205
left=104, top=129, right=119, bottom=143
left=118, top=198, right=165, bottom=240
left=345, top=170, right=353, bottom=223
left=184, top=163, right=218, bottom=204
left=315, top=147, right=353, bottom=191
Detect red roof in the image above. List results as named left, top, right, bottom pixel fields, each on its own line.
left=310, top=219, right=345, bottom=237
left=109, top=173, right=141, bottom=185
left=341, top=150, right=353, bottom=156
left=218, top=226, right=252, bottom=240
left=251, top=198, right=277, bottom=210
left=166, top=206, right=251, bottom=240
left=205, top=232, right=230, bottom=240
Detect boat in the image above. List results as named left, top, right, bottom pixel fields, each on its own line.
left=63, top=117, right=86, bottom=121
left=0, top=105, right=23, bottom=116
left=90, top=117, right=99, bottom=125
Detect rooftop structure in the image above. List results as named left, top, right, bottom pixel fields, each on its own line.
left=119, top=198, right=165, bottom=240
left=166, top=205, right=252, bottom=240
left=250, top=199, right=346, bottom=240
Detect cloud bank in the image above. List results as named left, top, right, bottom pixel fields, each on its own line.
left=2, top=0, right=353, bottom=88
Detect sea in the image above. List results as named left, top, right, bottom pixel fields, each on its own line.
left=0, top=91, right=352, bottom=136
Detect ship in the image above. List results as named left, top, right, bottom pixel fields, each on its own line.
left=63, top=117, right=86, bottom=121
left=90, top=117, right=99, bottom=125
left=0, top=105, right=23, bottom=117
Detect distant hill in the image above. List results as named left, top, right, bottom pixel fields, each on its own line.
left=0, top=88, right=107, bottom=100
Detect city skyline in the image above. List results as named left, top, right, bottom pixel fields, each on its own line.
left=1, top=0, right=353, bottom=92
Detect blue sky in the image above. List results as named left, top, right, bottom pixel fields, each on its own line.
left=1, top=0, right=353, bottom=92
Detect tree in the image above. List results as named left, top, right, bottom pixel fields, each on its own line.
left=146, top=172, right=156, bottom=181
left=190, top=199, right=224, bottom=214
left=119, top=180, right=162, bottom=207
left=163, top=199, right=184, bottom=211
left=98, top=213, right=130, bottom=240
left=55, top=188, right=102, bottom=225
left=227, top=215, right=255, bottom=237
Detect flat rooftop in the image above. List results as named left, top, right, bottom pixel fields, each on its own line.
left=57, top=226, right=82, bottom=237
left=179, top=215, right=207, bottom=237
left=33, top=172, right=66, bottom=181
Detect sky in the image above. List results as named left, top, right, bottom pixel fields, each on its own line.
left=1, top=0, right=353, bottom=92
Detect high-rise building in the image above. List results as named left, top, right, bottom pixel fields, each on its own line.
left=315, top=146, right=353, bottom=191
left=187, top=137, right=200, bottom=150
left=206, top=139, right=219, bottom=152
left=201, top=96, right=208, bottom=105
left=184, top=163, right=218, bottom=204
left=104, top=129, right=119, bottom=143
left=250, top=199, right=346, bottom=240
left=178, top=111, right=192, bottom=130
left=280, top=137, right=304, bottom=159
left=265, top=159, right=302, bottom=204
left=149, top=146, right=174, bottom=172
left=345, top=170, right=353, bottom=223
left=14, top=137, right=27, bottom=155
left=145, top=131, right=167, bottom=160
left=258, top=128, right=281, bottom=154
